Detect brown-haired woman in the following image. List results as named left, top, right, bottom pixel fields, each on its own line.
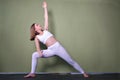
left=24, top=1, right=88, bottom=78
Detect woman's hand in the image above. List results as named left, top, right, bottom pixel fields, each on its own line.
left=39, top=50, right=43, bottom=57
left=39, top=53, right=43, bottom=57
left=42, top=1, right=47, bottom=8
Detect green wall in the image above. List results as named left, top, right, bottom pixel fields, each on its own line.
left=0, top=0, right=120, bottom=73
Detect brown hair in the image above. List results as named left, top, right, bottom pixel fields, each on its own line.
left=30, top=23, right=39, bottom=41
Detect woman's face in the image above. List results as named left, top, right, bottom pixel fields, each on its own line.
left=34, top=24, right=42, bottom=31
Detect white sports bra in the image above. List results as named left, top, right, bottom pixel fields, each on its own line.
left=36, top=30, right=53, bottom=44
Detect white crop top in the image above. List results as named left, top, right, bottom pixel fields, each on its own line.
left=36, top=30, right=53, bottom=44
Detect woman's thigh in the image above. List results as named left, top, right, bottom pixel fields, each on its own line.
left=42, top=49, right=56, bottom=58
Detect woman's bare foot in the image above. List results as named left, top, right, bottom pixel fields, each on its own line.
left=83, top=73, right=89, bottom=78
left=24, top=73, right=36, bottom=78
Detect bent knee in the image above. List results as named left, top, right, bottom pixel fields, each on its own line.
left=32, top=52, right=40, bottom=58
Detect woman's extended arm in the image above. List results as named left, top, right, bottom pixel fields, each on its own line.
left=35, top=37, right=42, bottom=57
left=43, top=1, right=48, bottom=30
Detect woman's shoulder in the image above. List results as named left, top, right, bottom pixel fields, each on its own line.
left=35, top=35, right=39, bottom=38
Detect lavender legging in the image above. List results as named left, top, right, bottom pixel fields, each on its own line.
left=30, top=42, right=85, bottom=74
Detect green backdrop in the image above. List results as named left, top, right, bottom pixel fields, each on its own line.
left=0, top=0, right=120, bottom=73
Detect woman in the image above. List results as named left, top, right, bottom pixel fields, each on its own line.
left=24, top=1, right=88, bottom=78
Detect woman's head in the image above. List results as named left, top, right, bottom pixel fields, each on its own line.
left=30, top=23, right=42, bottom=41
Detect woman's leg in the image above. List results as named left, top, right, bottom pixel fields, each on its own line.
left=56, top=46, right=84, bottom=73
left=56, top=45, right=88, bottom=77
left=30, top=52, right=41, bottom=73
left=29, top=49, right=56, bottom=73
left=24, top=52, right=41, bottom=78
left=24, top=50, right=55, bottom=78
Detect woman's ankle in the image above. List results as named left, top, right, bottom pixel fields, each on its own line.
left=83, top=72, right=89, bottom=78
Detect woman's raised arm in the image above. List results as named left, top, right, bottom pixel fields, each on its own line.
left=42, top=1, right=48, bottom=30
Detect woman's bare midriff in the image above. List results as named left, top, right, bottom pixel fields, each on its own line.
left=45, top=36, right=57, bottom=47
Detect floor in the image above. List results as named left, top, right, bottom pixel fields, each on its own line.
left=0, top=73, right=119, bottom=80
